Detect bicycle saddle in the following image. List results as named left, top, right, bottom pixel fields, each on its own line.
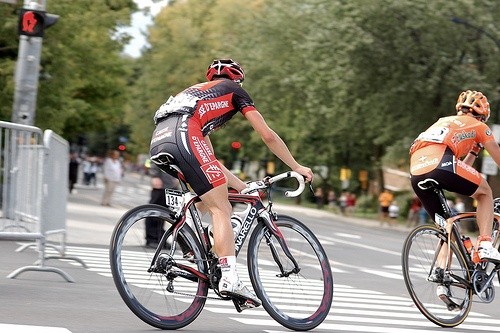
left=150, top=152, right=184, bottom=179
left=417, top=178, right=440, bottom=191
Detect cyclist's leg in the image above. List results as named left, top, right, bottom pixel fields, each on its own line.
left=152, top=118, right=260, bottom=306
left=200, top=183, right=261, bottom=306
left=471, top=177, right=494, bottom=236
left=455, top=160, right=500, bottom=261
left=411, top=167, right=470, bottom=300
left=200, top=185, right=234, bottom=257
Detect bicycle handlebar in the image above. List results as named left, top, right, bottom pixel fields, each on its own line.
left=269, top=171, right=306, bottom=197
left=242, top=171, right=306, bottom=197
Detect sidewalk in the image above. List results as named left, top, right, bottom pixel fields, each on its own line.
left=273, top=202, right=411, bottom=231
left=63, top=172, right=410, bottom=246
left=65, top=173, right=150, bottom=245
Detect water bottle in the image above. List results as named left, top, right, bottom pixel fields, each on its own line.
left=205, top=214, right=243, bottom=246
left=462, top=236, right=473, bottom=254
left=231, top=214, right=243, bottom=239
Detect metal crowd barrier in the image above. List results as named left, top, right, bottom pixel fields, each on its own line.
left=0, top=121, right=85, bottom=282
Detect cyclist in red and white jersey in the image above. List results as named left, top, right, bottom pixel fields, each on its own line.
left=410, top=90, right=500, bottom=262
left=150, top=59, right=313, bottom=308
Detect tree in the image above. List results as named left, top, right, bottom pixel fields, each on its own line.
left=0, top=0, right=137, bottom=155
left=125, top=0, right=262, bottom=161
left=126, top=0, right=498, bottom=188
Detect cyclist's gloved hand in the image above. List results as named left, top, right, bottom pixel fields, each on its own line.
left=471, top=143, right=484, bottom=155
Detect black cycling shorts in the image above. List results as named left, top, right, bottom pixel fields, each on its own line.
left=150, top=115, right=226, bottom=196
left=410, top=150, right=479, bottom=221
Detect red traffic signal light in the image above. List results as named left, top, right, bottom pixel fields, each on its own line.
left=18, top=9, right=59, bottom=37
left=118, top=144, right=126, bottom=151
left=231, top=141, right=241, bottom=150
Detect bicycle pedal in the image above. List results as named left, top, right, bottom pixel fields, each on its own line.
left=484, top=257, right=500, bottom=264
left=438, top=293, right=461, bottom=311
left=231, top=297, right=258, bottom=313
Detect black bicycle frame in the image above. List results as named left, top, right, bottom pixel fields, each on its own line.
left=149, top=180, right=300, bottom=279
left=230, top=193, right=301, bottom=276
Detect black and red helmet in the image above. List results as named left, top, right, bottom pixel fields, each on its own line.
left=206, top=59, right=245, bottom=83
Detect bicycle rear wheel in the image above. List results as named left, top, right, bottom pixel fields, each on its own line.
left=109, top=204, right=208, bottom=330
left=247, top=214, right=333, bottom=331
left=402, top=225, right=472, bottom=327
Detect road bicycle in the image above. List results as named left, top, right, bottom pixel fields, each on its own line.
left=401, top=178, right=500, bottom=327
left=109, top=162, right=333, bottom=331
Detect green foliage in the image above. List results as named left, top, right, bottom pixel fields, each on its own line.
left=0, top=3, right=20, bottom=121
left=0, top=0, right=137, bottom=154
left=126, top=0, right=498, bottom=186
left=2, top=0, right=498, bottom=177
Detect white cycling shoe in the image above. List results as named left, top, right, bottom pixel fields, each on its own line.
left=219, top=277, right=261, bottom=308
left=478, top=241, right=500, bottom=263
left=436, top=285, right=460, bottom=311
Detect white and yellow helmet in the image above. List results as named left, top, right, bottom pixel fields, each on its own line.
left=456, top=90, right=491, bottom=122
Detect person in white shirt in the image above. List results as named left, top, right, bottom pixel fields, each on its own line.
left=101, top=150, right=123, bottom=206
left=388, top=200, right=400, bottom=226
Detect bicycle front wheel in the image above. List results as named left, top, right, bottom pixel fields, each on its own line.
left=109, top=204, right=209, bottom=330
left=402, top=225, right=472, bottom=327
left=247, top=214, right=333, bottom=331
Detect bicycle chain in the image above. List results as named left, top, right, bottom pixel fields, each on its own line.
left=163, top=256, right=229, bottom=301
left=166, top=288, right=224, bottom=300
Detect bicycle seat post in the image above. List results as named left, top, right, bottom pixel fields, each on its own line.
left=418, top=179, right=453, bottom=219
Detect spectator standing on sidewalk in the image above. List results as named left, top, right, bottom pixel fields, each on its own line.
left=315, top=187, right=324, bottom=209
left=378, top=189, right=394, bottom=224
left=406, top=195, right=422, bottom=228
left=68, top=152, right=80, bottom=193
left=346, top=192, right=357, bottom=216
left=327, top=190, right=337, bottom=209
left=388, top=200, right=400, bottom=226
left=82, top=156, right=92, bottom=185
left=101, top=150, right=123, bottom=207
left=455, top=197, right=465, bottom=213
left=338, top=191, right=348, bottom=215
left=145, top=162, right=180, bottom=248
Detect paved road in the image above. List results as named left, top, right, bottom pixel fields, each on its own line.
left=2, top=172, right=500, bottom=332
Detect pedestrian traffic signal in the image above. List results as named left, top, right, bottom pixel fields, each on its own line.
left=18, top=9, right=59, bottom=37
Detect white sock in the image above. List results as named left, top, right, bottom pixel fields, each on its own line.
left=479, top=241, right=493, bottom=249
left=219, top=256, right=238, bottom=282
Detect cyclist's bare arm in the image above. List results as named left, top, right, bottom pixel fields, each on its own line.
left=484, top=140, right=500, bottom=168
left=221, top=163, right=246, bottom=192
left=245, top=110, right=313, bottom=182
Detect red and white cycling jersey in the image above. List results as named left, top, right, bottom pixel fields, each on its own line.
left=150, top=78, right=257, bottom=195
left=154, top=79, right=256, bottom=136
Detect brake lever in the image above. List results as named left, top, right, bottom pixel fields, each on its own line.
left=309, top=183, right=315, bottom=195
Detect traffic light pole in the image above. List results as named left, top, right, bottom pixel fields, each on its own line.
left=12, top=0, right=46, bottom=125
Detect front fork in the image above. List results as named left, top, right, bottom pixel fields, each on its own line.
left=260, top=210, right=300, bottom=277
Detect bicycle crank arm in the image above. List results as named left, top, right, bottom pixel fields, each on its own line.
left=174, top=263, right=209, bottom=282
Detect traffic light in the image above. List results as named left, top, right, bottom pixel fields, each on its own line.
left=118, top=144, right=126, bottom=151
left=18, top=9, right=59, bottom=37
left=231, top=141, right=241, bottom=150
